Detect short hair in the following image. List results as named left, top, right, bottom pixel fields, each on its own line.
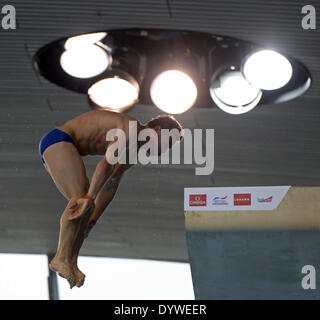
left=147, top=115, right=184, bottom=144
left=147, top=115, right=183, bottom=132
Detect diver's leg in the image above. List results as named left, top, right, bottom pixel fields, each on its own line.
left=43, top=141, right=90, bottom=288
left=70, top=173, right=123, bottom=286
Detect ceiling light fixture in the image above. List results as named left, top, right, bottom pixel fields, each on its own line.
left=35, top=29, right=311, bottom=114
left=210, top=71, right=262, bottom=114
left=243, top=50, right=293, bottom=90
left=60, top=32, right=110, bottom=79
left=150, top=70, right=198, bottom=114
left=88, top=73, right=139, bottom=112
left=60, top=45, right=110, bottom=79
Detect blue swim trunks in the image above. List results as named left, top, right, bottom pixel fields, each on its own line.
left=39, top=128, right=75, bottom=164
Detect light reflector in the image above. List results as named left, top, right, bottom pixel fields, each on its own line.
left=210, top=71, right=262, bottom=114
left=150, top=70, right=197, bottom=114
left=64, top=32, right=107, bottom=50
left=243, top=50, right=293, bottom=90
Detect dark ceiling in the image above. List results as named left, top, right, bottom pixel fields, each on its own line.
left=0, top=0, right=319, bottom=261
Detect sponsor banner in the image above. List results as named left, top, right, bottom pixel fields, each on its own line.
left=184, top=186, right=291, bottom=211
left=189, top=194, right=207, bottom=207
left=234, top=193, right=251, bottom=206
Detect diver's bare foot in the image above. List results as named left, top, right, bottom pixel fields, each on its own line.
left=73, top=267, right=86, bottom=288
left=68, top=198, right=94, bottom=221
left=49, top=257, right=76, bottom=288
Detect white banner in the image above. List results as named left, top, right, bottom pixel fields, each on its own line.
left=184, top=186, right=291, bottom=211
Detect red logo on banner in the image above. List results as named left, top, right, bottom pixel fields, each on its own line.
left=189, top=194, right=207, bottom=206
left=234, top=193, right=251, bottom=206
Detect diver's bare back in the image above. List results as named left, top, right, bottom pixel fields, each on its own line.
left=57, top=110, right=141, bottom=157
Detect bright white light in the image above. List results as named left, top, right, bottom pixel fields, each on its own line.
left=0, top=254, right=49, bottom=300
left=88, top=77, right=139, bottom=111
left=243, top=50, right=293, bottom=90
left=64, top=32, right=107, bottom=50
left=58, top=256, right=195, bottom=300
left=210, top=71, right=262, bottom=114
left=150, top=70, right=197, bottom=114
left=60, top=45, right=109, bottom=78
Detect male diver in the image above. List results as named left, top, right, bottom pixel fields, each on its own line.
left=39, top=109, right=183, bottom=288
